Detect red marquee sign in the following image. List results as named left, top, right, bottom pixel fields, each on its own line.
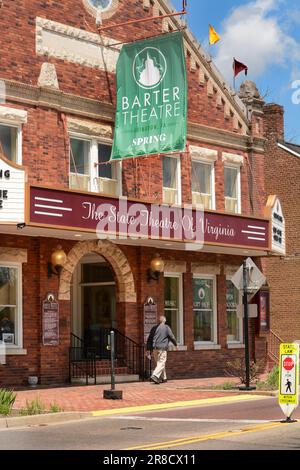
left=29, top=186, right=270, bottom=250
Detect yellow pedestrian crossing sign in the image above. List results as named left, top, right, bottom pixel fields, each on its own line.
left=279, top=343, right=299, bottom=419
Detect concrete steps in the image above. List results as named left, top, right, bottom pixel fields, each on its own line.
left=70, top=359, right=140, bottom=385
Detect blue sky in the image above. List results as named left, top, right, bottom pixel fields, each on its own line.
left=172, top=0, right=300, bottom=142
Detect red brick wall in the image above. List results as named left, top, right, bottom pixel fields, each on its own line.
left=1, top=1, right=247, bottom=132
left=0, top=235, right=267, bottom=385
left=263, top=104, right=300, bottom=341
left=0, top=0, right=265, bottom=216
left=0, top=0, right=269, bottom=385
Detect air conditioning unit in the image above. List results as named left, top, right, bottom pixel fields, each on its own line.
left=69, top=173, right=89, bottom=191
left=95, top=177, right=118, bottom=196
left=192, top=193, right=211, bottom=210
left=163, top=188, right=177, bottom=205
left=225, top=197, right=237, bottom=213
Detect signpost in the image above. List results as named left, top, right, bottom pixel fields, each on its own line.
left=42, top=293, right=59, bottom=346
left=143, top=297, right=158, bottom=344
left=231, top=258, right=266, bottom=390
left=279, top=343, right=299, bottom=422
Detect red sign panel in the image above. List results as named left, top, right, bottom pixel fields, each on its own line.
left=283, top=357, right=295, bottom=371
left=29, top=186, right=269, bottom=250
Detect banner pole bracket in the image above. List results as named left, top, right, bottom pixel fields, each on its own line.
left=97, top=10, right=187, bottom=34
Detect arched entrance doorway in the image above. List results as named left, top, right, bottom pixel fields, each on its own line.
left=71, top=253, right=116, bottom=357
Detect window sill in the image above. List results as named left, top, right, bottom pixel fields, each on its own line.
left=169, top=345, right=187, bottom=351
left=5, top=348, right=27, bottom=356
left=194, top=344, right=221, bottom=351
left=227, top=343, right=245, bottom=349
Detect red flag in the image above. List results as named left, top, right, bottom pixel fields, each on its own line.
left=233, top=58, right=248, bottom=78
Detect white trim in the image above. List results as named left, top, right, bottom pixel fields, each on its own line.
left=222, top=152, right=244, bottom=166
left=194, top=343, right=221, bottom=350
left=162, top=154, right=182, bottom=206
left=193, top=274, right=218, bottom=345
left=169, top=345, right=187, bottom=351
left=0, top=122, right=22, bottom=164
left=5, top=348, right=27, bottom=355
left=278, top=142, right=300, bottom=159
left=226, top=276, right=243, bottom=345
left=189, top=146, right=218, bottom=162
left=0, top=106, right=27, bottom=125
left=227, top=343, right=245, bottom=349
left=191, top=158, right=216, bottom=210
left=0, top=262, right=23, bottom=349
left=164, top=272, right=184, bottom=346
left=69, top=135, right=122, bottom=197
left=224, top=164, right=241, bottom=214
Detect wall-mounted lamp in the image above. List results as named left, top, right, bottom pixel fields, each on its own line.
left=48, top=245, right=67, bottom=278
left=147, top=254, right=164, bottom=283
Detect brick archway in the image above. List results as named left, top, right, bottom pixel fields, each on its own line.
left=58, top=239, right=136, bottom=303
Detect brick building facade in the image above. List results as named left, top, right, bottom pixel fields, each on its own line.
left=0, top=0, right=283, bottom=386
left=262, top=104, right=300, bottom=347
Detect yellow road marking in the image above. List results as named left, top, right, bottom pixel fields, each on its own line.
left=92, top=394, right=267, bottom=417
left=124, top=421, right=298, bottom=450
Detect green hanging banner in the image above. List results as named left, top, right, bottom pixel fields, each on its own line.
left=111, top=31, right=187, bottom=161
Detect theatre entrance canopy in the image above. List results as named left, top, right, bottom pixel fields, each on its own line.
left=0, top=165, right=285, bottom=258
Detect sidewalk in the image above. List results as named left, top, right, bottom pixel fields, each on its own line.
left=13, top=377, right=260, bottom=413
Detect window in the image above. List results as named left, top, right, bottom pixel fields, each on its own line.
left=70, top=138, right=90, bottom=191
left=69, top=137, right=121, bottom=196
left=193, top=276, right=217, bottom=343
left=224, top=166, right=241, bottom=213
left=192, top=160, right=215, bottom=209
left=88, top=0, right=113, bottom=11
left=0, top=264, right=22, bottom=348
left=163, top=156, right=181, bottom=205
left=95, top=144, right=120, bottom=196
left=226, top=279, right=242, bottom=343
left=0, top=124, right=19, bottom=163
left=164, top=274, right=183, bottom=344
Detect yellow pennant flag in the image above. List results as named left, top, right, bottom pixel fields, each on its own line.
left=209, top=24, right=221, bottom=45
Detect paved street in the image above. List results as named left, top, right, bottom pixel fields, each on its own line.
left=1, top=396, right=299, bottom=450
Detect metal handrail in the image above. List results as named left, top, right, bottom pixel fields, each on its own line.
left=69, top=329, right=149, bottom=384
left=69, top=334, right=97, bottom=385
left=267, top=329, right=284, bottom=365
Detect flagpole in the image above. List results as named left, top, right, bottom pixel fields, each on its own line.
left=233, top=58, right=236, bottom=91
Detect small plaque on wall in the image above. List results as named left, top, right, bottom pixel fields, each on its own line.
left=258, top=289, right=270, bottom=332
left=143, top=297, right=158, bottom=344
left=42, top=293, right=59, bottom=346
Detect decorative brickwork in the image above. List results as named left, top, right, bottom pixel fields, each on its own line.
left=59, top=239, right=137, bottom=303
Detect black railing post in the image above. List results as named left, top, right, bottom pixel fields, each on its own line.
left=103, top=331, right=123, bottom=400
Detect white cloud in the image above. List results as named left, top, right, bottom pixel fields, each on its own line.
left=214, top=0, right=300, bottom=83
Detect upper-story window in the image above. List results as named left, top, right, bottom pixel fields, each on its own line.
left=88, top=0, right=112, bottom=10
left=190, top=146, right=217, bottom=211
left=83, top=0, right=118, bottom=21
left=0, top=124, right=20, bottom=164
left=192, top=160, right=215, bottom=210
left=162, top=156, right=181, bottom=205
left=69, top=137, right=121, bottom=196
left=224, top=165, right=241, bottom=214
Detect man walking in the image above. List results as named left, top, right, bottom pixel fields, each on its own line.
left=146, top=316, right=178, bottom=384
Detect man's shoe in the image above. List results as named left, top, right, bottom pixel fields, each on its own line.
left=150, top=375, right=160, bottom=384
left=161, top=379, right=168, bottom=383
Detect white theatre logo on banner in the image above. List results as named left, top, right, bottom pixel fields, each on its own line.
left=0, top=155, right=26, bottom=224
